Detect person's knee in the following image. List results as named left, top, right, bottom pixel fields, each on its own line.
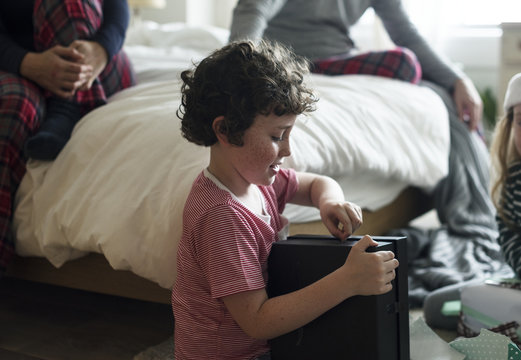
left=391, top=47, right=422, bottom=84
left=423, top=285, right=461, bottom=330
left=33, top=0, right=103, bottom=48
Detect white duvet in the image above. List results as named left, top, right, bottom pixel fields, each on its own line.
left=13, top=22, right=449, bottom=289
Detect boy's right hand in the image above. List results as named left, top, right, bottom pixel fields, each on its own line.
left=341, top=235, right=399, bottom=296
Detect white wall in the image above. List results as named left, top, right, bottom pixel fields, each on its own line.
left=137, top=0, right=237, bottom=28
left=440, top=28, right=501, bottom=96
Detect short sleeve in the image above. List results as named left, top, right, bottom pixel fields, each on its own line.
left=271, top=168, right=298, bottom=214
left=192, top=205, right=266, bottom=299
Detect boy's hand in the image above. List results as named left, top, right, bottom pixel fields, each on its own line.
left=341, top=235, right=399, bottom=296
left=320, top=200, right=362, bottom=240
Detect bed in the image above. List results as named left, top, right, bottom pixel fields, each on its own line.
left=6, top=21, right=449, bottom=304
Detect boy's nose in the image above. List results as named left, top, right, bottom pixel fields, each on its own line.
left=280, top=140, right=291, bottom=157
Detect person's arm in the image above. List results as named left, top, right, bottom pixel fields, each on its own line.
left=372, top=0, right=460, bottom=90
left=291, top=171, right=362, bottom=240
left=222, top=234, right=397, bottom=339
left=497, top=214, right=521, bottom=278
left=229, top=0, right=288, bottom=42
left=222, top=171, right=398, bottom=339
left=0, top=14, right=29, bottom=74
left=93, top=0, right=130, bottom=59
left=372, top=0, right=483, bottom=130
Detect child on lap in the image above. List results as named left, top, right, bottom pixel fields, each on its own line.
left=172, top=40, right=399, bottom=360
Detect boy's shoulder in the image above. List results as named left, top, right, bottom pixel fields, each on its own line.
left=184, top=171, right=246, bottom=216
left=186, top=171, right=229, bottom=205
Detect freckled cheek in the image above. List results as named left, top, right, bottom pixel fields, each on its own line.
left=247, top=143, right=277, bottom=166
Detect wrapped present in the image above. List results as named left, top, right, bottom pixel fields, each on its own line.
left=267, top=235, right=409, bottom=360
left=450, top=329, right=521, bottom=360
left=459, top=280, right=521, bottom=346
left=410, top=317, right=521, bottom=360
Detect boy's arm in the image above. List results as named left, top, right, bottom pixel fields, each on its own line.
left=222, top=235, right=398, bottom=339
left=291, top=171, right=362, bottom=240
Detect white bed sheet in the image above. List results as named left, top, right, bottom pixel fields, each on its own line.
left=13, top=22, right=449, bottom=289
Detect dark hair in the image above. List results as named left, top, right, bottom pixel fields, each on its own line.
left=177, top=40, right=317, bottom=146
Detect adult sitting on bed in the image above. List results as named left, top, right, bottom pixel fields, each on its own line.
left=0, top=0, right=135, bottom=275
left=229, top=0, right=509, bottom=308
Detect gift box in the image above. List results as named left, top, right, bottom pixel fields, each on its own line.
left=267, top=235, right=409, bottom=360
left=459, top=280, right=521, bottom=346
left=410, top=317, right=521, bottom=360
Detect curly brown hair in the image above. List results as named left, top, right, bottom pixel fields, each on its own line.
left=177, top=40, right=317, bottom=146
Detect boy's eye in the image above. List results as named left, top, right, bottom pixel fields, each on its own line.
left=272, top=134, right=284, bottom=142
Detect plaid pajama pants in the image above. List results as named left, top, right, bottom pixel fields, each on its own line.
left=312, top=47, right=422, bottom=84
left=0, top=0, right=135, bottom=274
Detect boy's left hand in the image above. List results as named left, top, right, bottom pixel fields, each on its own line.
left=320, top=201, right=362, bottom=241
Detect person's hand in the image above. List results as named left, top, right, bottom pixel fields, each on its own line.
left=340, top=235, right=398, bottom=296
left=320, top=200, right=362, bottom=240
left=70, top=40, right=108, bottom=90
left=452, top=77, right=483, bottom=131
left=20, top=45, right=93, bottom=98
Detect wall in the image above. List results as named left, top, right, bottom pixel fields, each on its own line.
left=435, top=28, right=501, bottom=97
left=137, top=0, right=237, bottom=28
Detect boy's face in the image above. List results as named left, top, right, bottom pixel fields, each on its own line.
left=231, top=112, right=296, bottom=187
left=514, top=104, right=521, bottom=158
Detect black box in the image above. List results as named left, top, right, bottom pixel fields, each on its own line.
left=267, top=235, right=409, bottom=360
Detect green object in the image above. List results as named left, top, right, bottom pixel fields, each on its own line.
left=509, top=343, right=521, bottom=360
left=480, top=87, right=498, bottom=129
left=450, top=329, right=521, bottom=360
left=441, top=300, right=461, bottom=316
left=461, top=304, right=501, bottom=328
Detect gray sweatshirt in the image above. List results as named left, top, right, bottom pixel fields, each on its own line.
left=229, top=0, right=463, bottom=91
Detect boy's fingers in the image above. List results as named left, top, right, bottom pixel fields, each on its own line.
left=354, top=235, right=377, bottom=250
left=327, top=220, right=350, bottom=242
left=345, top=205, right=362, bottom=228
left=379, top=250, right=396, bottom=261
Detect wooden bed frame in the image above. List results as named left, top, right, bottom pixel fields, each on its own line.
left=6, top=186, right=432, bottom=305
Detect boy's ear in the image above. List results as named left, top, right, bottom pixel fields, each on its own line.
left=212, top=116, right=229, bottom=145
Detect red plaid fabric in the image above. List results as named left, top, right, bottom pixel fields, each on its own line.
left=457, top=315, right=521, bottom=347
left=33, top=0, right=136, bottom=114
left=0, top=0, right=135, bottom=275
left=312, top=47, right=422, bottom=84
left=0, top=73, right=45, bottom=272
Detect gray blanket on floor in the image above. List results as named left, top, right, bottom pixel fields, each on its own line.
left=388, top=82, right=513, bottom=307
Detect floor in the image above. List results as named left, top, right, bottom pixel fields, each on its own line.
left=0, top=277, right=174, bottom=360
left=0, top=280, right=458, bottom=360
left=0, top=211, right=453, bottom=360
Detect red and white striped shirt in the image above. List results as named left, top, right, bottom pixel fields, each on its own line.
left=172, top=168, right=298, bottom=360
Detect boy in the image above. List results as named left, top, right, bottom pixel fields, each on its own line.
left=172, top=40, right=399, bottom=360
